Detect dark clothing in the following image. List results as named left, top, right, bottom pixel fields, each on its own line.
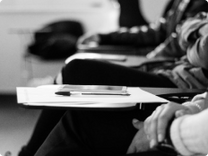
left=117, top=0, right=148, bottom=27
left=35, top=108, right=157, bottom=156
left=20, top=59, right=177, bottom=156
left=61, top=59, right=176, bottom=88
left=34, top=58, right=178, bottom=156
left=99, top=0, right=208, bottom=58
left=18, top=110, right=66, bottom=156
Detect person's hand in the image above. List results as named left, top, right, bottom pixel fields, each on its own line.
left=77, top=33, right=100, bottom=47
left=144, top=102, right=193, bottom=148
left=170, top=64, right=204, bottom=89
left=127, top=120, right=150, bottom=154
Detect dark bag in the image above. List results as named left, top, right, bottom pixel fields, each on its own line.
left=27, top=20, right=84, bottom=60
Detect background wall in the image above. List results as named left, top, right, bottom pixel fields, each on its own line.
left=0, top=0, right=168, bottom=93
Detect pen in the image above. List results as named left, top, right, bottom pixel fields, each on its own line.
left=55, top=91, right=130, bottom=96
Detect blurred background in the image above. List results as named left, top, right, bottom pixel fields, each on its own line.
left=0, top=0, right=168, bottom=94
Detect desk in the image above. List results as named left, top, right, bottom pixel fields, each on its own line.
left=78, top=45, right=154, bottom=56
left=140, top=87, right=205, bottom=110
left=65, top=52, right=148, bottom=67
left=142, top=87, right=205, bottom=97
left=71, top=45, right=151, bottom=68
left=17, top=87, right=206, bottom=111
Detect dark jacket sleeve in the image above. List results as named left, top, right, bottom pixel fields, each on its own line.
left=98, top=0, right=208, bottom=50
left=98, top=19, right=167, bottom=47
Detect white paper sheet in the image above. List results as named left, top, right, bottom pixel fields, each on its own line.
left=16, top=85, right=168, bottom=108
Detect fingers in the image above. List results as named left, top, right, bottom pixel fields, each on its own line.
left=171, top=68, right=189, bottom=89
left=171, top=65, right=204, bottom=89
left=144, top=103, right=187, bottom=148
left=127, top=125, right=150, bottom=154
left=144, top=105, right=166, bottom=148
left=155, top=104, right=179, bottom=141
left=175, top=109, right=192, bottom=118
left=132, top=119, right=144, bottom=130
left=127, top=143, right=137, bottom=154
left=179, top=65, right=204, bottom=88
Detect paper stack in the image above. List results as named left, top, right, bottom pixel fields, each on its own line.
left=16, top=85, right=168, bottom=108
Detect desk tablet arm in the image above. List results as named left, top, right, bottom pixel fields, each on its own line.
left=78, top=44, right=154, bottom=55
left=158, top=89, right=206, bottom=103
left=140, top=88, right=206, bottom=111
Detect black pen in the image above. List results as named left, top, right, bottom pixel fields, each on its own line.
left=55, top=91, right=130, bottom=96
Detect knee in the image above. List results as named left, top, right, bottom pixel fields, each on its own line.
left=64, top=59, right=92, bottom=72
left=61, top=59, right=93, bottom=84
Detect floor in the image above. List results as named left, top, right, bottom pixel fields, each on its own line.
left=0, top=94, right=41, bottom=156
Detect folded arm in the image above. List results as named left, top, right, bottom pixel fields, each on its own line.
left=179, top=12, right=208, bottom=70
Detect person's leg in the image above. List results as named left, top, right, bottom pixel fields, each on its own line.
left=18, top=109, right=66, bottom=156
left=61, top=59, right=177, bottom=88
left=20, top=59, right=177, bottom=156
left=35, top=107, right=153, bottom=156
left=19, top=74, right=69, bottom=156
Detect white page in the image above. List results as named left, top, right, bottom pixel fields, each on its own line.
left=16, top=85, right=168, bottom=108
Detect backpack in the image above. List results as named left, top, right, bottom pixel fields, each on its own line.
left=27, top=20, right=84, bottom=60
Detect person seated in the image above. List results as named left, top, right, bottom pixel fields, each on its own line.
left=34, top=12, right=208, bottom=150
left=34, top=90, right=208, bottom=156
left=18, top=2, right=208, bottom=156
left=19, top=9, right=208, bottom=156
left=78, top=0, right=208, bottom=59
left=55, top=12, right=208, bottom=90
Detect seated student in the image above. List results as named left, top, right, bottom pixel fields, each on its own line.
left=19, top=9, right=208, bottom=156
left=18, top=2, right=208, bottom=155
left=34, top=12, right=208, bottom=152
left=20, top=12, right=208, bottom=156
left=34, top=91, right=208, bottom=156
left=56, top=13, right=208, bottom=89
left=78, top=0, right=208, bottom=59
